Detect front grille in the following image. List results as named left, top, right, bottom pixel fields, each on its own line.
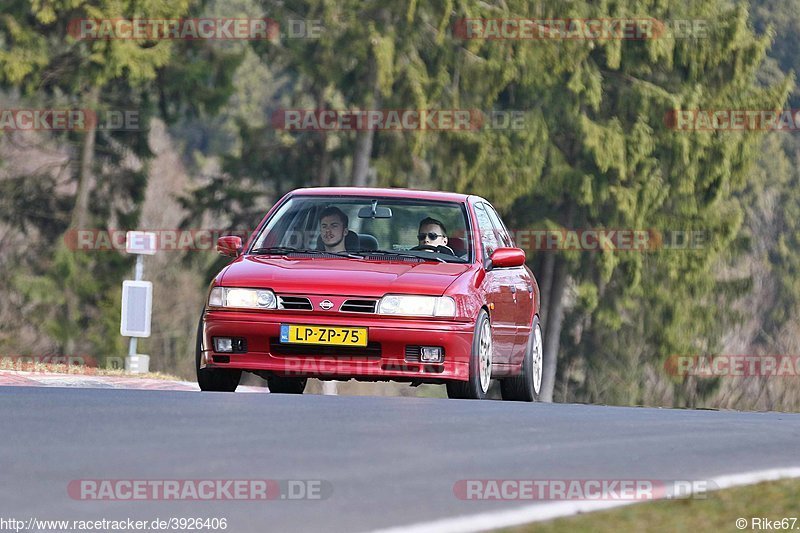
left=269, top=338, right=382, bottom=357
left=340, top=299, right=377, bottom=313
left=405, top=345, right=421, bottom=362
left=278, top=295, right=313, bottom=311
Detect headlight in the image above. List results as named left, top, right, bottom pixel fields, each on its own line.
left=377, top=295, right=456, bottom=317
left=208, top=287, right=276, bottom=309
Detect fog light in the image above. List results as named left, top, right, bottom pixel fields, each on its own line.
left=214, top=337, right=233, bottom=353
left=420, top=346, right=444, bottom=363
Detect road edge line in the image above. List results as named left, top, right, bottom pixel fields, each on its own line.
left=366, top=467, right=800, bottom=533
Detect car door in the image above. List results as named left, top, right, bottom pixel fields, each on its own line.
left=473, top=202, right=517, bottom=365
left=484, top=203, right=533, bottom=365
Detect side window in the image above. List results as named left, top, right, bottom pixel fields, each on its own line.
left=484, top=204, right=513, bottom=247
left=473, top=203, right=500, bottom=258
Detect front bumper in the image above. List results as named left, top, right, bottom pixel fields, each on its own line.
left=201, top=310, right=473, bottom=382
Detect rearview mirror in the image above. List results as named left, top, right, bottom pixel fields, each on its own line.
left=217, top=236, right=243, bottom=257
left=357, top=205, right=392, bottom=218
left=488, top=247, right=526, bottom=268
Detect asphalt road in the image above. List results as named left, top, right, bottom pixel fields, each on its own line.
left=1, top=387, right=799, bottom=532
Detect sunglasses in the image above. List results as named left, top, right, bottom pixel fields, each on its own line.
left=418, top=232, right=445, bottom=241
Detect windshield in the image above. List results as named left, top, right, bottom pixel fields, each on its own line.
left=250, top=195, right=472, bottom=263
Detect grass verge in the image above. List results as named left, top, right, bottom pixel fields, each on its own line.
left=0, top=362, right=183, bottom=381
left=505, top=478, right=800, bottom=532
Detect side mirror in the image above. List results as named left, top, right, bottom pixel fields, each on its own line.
left=489, top=247, right=526, bottom=268
left=217, top=236, right=243, bottom=257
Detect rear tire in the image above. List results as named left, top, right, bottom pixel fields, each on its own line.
left=501, top=316, right=542, bottom=402
left=266, top=375, right=307, bottom=394
left=447, top=309, right=492, bottom=400
left=195, top=315, right=241, bottom=392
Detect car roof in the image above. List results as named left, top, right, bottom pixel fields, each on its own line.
left=289, top=187, right=472, bottom=204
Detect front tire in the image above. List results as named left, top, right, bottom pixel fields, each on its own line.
left=195, top=316, right=241, bottom=392
left=447, top=308, right=493, bottom=400
left=501, top=315, right=543, bottom=402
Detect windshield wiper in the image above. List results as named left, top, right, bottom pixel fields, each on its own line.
left=249, top=247, right=361, bottom=259
left=250, top=246, right=302, bottom=255
left=353, top=249, right=446, bottom=263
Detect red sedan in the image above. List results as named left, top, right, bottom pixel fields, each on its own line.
left=197, top=187, right=542, bottom=400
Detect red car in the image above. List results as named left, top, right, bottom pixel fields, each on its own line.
left=197, top=187, right=542, bottom=400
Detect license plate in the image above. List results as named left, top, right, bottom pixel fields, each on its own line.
left=280, top=324, right=368, bottom=347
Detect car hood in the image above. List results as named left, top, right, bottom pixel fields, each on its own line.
left=219, top=256, right=471, bottom=297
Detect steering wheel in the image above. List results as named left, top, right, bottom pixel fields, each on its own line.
left=411, top=244, right=456, bottom=256
left=411, top=244, right=439, bottom=252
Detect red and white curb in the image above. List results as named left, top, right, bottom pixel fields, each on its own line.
left=0, top=371, right=268, bottom=392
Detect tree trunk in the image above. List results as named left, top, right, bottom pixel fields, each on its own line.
left=351, top=57, right=381, bottom=186
left=64, top=86, right=100, bottom=355
left=70, top=86, right=99, bottom=230
left=538, top=252, right=556, bottom=331
left=317, top=134, right=332, bottom=186
left=540, top=256, right=568, bottom=402
left=313, top=90, right=332, bottom=187
left=539, top=202, right=575, bottom=402
left=351, top=128, right=375, bottom=187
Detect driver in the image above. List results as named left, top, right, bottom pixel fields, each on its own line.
left=319, top=206, right=350, bottom=252
left=416, top=217, right=454, bottom=255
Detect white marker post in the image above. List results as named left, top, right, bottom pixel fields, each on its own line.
left=121, top=231, right=156, bottom=373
